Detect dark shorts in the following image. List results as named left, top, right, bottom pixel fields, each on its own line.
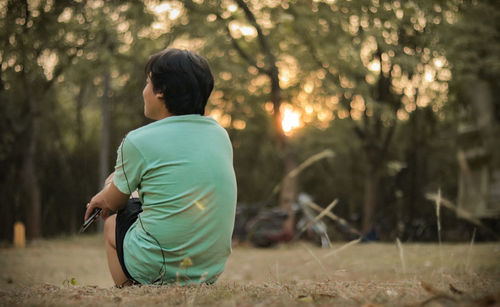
left=115, top=198, right=143, bottom=283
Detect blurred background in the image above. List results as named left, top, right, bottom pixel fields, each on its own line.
left=0, top=0, right=499, bottom=244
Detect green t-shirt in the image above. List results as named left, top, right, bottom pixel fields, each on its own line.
left=113, top=115, right=237, bottom=285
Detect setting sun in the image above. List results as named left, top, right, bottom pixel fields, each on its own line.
left=281, top=106, right=302, bottom=135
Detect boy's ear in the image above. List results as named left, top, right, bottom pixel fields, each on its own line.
left=155, top=92, right=164, bottom=99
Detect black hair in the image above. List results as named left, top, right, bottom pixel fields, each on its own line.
left=145, top=48, right=214, bottom=116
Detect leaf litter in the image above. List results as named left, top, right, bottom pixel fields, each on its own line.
left=0, top=236, right=498, bottom=306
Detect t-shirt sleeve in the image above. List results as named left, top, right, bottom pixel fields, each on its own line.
left=113, top=137, right=145, bottom=195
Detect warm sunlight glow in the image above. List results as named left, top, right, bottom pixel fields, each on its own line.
left=37, top=50, right=58, bottom=80
left=277, top=55, right=299, bottom=89
left=152, top=22, right=165, bottom=30
left=240, top=25, right=256, bottom=37
left=209, top=109, right=231, bottom=128
left=425, top=71, right=434, bottom=82
left=368, top=61, right=381, bottom=72
left=229, top=21, right=257, bottom=38
left=152, top=2, right=181, bottom=21
left=281, top=106, right=302, bottom=135
left=232, top=119, right=246, bottom=130
left=304, top=82, right=314, bottom=94
left=169, top=8, right=181, bottom=20
left=154, top=3, right=170, bottom=14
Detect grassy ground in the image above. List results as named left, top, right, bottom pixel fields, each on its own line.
left=0, top=235, right=499, bottom=306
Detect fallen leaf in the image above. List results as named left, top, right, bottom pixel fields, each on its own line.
left=298, top=295, right=313, bottom=302
left=313, top=293, right=336, bottom=299
left=421, top=281, right=442, bottom=295
left=473, top=292, right=500, bottom=306
left=449, top=284, right=464, bottom=295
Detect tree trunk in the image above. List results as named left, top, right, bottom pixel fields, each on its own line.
left=23, top=88, right=42, bottom=239
left=24, top=151, right=41, bottom=238
left=17, top=0, right=42, bottom=239
left=362, top=166, right=379, bottom=235
left=99, top=73, right=111, bottom=187
left=408, top=108, right=419, bottom=229
left=69, top=85, right=87, bottom=233
left=97, top=73, right=111, bottom=231
left=76, top=84, right=86, bottom=142
left=280, top=146, right=298, bottom=237
left=268, top=66, right=297, bottom=237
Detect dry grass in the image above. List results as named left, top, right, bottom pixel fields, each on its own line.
left=0, top=235, right=499, bottom=306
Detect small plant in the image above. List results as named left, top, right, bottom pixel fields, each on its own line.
left=62, top=277, right=76, bottom=286
left=180, top=257, right=193, bottom=269
left=176, top=257, right=194, bottom=284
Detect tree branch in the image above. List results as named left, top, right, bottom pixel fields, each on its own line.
left=381, top=120, right=396, bottom=159
left=288, top=5, right=366, bottom=138
left=222, top=22, right=268, bottom=74
left=234, top=0, right=277, bottom=75
left=41, top=54, right=76, bottom=97
left=183, top=0, right=268, bottom=74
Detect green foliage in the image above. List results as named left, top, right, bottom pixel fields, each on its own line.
left=0, top=0, right=161, bottom=238
left=0, top=0, right=497, bottom=241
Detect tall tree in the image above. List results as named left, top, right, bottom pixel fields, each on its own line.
left=0, top=0, right=158, bottom=238
left=0, top=0, right=87, bottom=237
left=287, top=0, right=451, bottom=234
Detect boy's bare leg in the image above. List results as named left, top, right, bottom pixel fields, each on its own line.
left=103, top=215, right=129, bottom=287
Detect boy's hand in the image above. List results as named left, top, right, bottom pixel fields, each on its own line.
left=84, top=194, right=109, bottom=221
left=84, top=180, right=129, bottom=222
left=83, top=172, right=115, bottom=221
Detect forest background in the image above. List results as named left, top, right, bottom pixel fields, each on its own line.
left=0, top=0, right=498, bottom=242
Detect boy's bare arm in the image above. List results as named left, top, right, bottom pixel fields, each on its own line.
left=84, top=175, right=129, bottom=221
left=104, top=172, right=115, bottom=186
